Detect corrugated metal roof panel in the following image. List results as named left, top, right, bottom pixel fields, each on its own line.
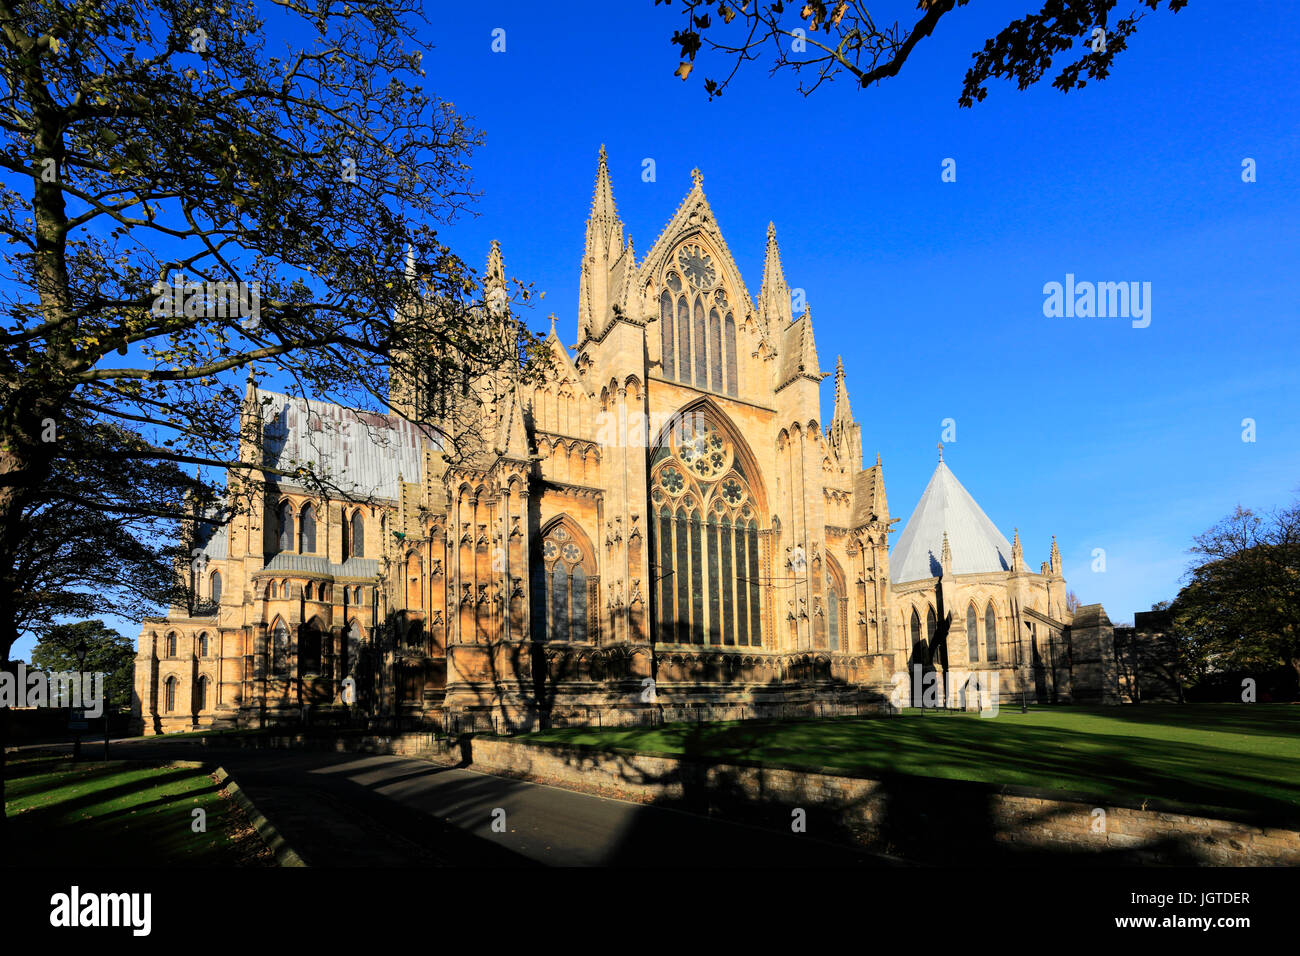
left=259, top=390, right=438, bottom=501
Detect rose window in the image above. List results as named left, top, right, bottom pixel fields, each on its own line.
left=674, top=418, right=732, bottom=480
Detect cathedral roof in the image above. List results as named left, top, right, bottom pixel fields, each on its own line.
left=259, top=390, right=438, bottom=501
left=260, top=554, right=380, bottom=578
left=193, top=515, right=227, bottom=561
left=890, top=459, right=1016, bottom=584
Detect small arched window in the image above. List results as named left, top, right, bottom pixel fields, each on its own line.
left=300, top=624, right=322, bottom=674
left=196, top=675, right=209, bottom=711
left=826, top=572, right=840, bottom=652
left=267, top=580, right=277, bottom=599
left=536, top=524, right=590, bottom=642
left=209, top=571, right=222, bottom=606
left=198, top=633, right=209, bottom=658
left=165, top=632, right=177, bottom=657
left=926, top=607, right=937, bottom=646
left=966, top=604, right=979, bottom=662
left=724, top=312, right=738, bottom=396
left=985, top=603, right=998, bottom=662
left=299, top=503, right=317, bottom=554
left=349, top=511, right=365, bottom=559
left=271, top=622, right=289, bottom=675
left=660, top=289, right=675, bottom=379
left=164, top=676, right=178, bottom=712
left=304, top=581, right=313, bottom=600
left=910, top=609, right=921, bottom=649
left=278, top=501, right=294, bottom=552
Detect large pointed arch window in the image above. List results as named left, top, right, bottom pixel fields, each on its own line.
left=537, top=524, right=590, bottom=642
left=651, top=410, right=761, bottom=647
left=660, top=246, right=740, bottom=397
left=966, top=604, right=980, bottom=662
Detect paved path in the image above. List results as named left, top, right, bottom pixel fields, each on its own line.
left=67, top=738, right=889, bottom=867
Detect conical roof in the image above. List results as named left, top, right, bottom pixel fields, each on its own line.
left=890, top=460, right=1015, bottom=583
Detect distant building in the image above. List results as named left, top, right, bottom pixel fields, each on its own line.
left=133, top=150, right=1122, bottom=734
left=1115, top=608, right=1183, bottom=703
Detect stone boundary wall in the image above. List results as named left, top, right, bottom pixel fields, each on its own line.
left=455, top=736, right=1300, bottom=866
left=176, top=729, right=1300, bottom=865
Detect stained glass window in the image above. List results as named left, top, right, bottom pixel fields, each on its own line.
left=693, top=298, right=707, bottom=388
left=651, top=411, right=763, bottom=647
left=349, top=511, right=365, bottom=558
left=827, top=573, right=840, bottom=652
left=660, top=290, right=675, bottom=379
left=299, top=503, right=317, bottom=554
left=662, top=250, right=740, bottom=394
left=709, top=308, right=722, bottom=392
left=724, top=313, right=738, bottom=396
left=536, top=525, right=592, bottom=642
left=967, top=604, right=980, bottom=662
left=985, top=603, right=998, bottom=662
left=278, top=501, right=294, bottom=552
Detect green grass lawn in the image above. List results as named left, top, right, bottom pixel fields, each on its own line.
left=3, top=753, right=275, bottom=866
left=521, top=704, right=1300, bottom=821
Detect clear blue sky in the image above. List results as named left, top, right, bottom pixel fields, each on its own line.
left=420, top=1, right=1299, bottom=625
left=12, top=2, right=1298, bottom=662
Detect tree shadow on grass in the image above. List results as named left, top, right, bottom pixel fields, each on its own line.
left=503, top=712, right=1300, bottom=865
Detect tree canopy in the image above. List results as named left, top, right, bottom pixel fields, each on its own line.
left=1171, top=501, right=1300, bottom=689
left=660, top=0, right=1189, bottom=103
left=30, top=619, right=136, bottom=713
left=0, top=0, right=547, bottom=662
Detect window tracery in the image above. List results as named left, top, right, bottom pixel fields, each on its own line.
left=651, top=412, right=761, bottom=646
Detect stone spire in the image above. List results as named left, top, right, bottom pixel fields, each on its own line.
left=941, top=530, right=953, bottom=576
left=830, top=356, right=863, bottom=470
left=1049, top=534, right=1062, bottom=575
left=757, top=221, right=792, bottom=335
left=484, top=239, right=506, bottom=300
left=1012, top=527, right=1026, bottom=572
left=484, top=239, right=511, bottom=354
left=578, top=145, right=632, bottom=340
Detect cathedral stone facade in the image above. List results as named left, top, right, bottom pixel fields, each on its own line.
left=132, top=149, right=1119, bottom=735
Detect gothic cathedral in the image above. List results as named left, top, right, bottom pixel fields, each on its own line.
left=133, top=148, right=1119, bottom=734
